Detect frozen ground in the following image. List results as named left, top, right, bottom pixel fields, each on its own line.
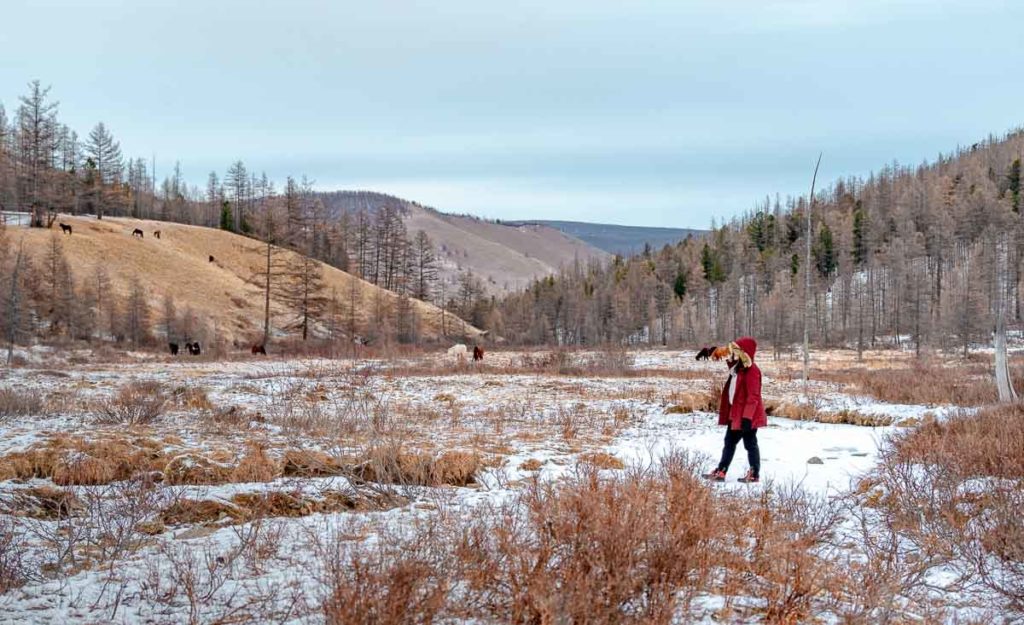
left=0, top=349, right=1001, bottom=623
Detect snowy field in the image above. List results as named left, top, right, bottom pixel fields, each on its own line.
left=0, top=348, right=1015, bottom=623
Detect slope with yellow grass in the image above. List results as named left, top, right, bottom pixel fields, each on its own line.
left=15, top=216, right=478, bottom=345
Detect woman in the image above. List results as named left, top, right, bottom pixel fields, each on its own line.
left=700, top=336, right=765, bottom=483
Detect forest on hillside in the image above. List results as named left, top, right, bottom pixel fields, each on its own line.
left=485, top=131, right=1024, bottom=354
left=0, top=82, right=495, bottom=349
left=2, top=80, right=1023, bottom=353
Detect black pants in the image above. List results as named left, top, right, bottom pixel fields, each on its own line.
left=717, top=419, right=760, bottom=477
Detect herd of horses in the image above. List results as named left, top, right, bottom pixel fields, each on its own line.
left=57, top=222, right=215, bottom=262
left=167, top=341, right=483, bottom=360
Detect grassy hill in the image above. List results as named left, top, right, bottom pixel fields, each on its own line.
left=316, top=192, right=610, bottom=293
left=16, top=216, right=478, bottom=346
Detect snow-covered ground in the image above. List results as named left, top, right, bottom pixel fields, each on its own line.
left=0, top=349, right=1008, bottom=623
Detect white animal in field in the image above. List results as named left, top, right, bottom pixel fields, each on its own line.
left=447, top=343, right=468, bottom=360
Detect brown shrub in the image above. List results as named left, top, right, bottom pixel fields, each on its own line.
left=453, top=455, right=718, bottom=623
left=866, top=405, right=1024, bottom=614
left=323, top=521, right=452, bottom=625
left=0, top=388, right=45, bottom=419
left=97, top=380, right=170, bottom=425
left=173, top=385, right=215, bottom=412
left=0, top=516, right=26, bottom=594
left=883, top=404, right=1024, bottom=480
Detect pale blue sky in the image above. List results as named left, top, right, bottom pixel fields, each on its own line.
left=2, top=0, right=1023, bottom=228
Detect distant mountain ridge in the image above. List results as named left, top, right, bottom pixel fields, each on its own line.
left=314, top=191, right=610, bottom=293
left=507, top=220, right=706, bottom=256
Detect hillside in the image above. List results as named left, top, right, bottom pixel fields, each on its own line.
left=16, top=216, right=479, bottom=347
left=509, top=220, right=706, bottom=256
left=316, top=191, right=610, bottom=292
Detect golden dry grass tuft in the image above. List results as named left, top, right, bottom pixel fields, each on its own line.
left=519, top=458, right=544, bottom=471
left=355, top=446, right=482, bottom=487
left=281, top=449, right=346, bottom=477
left=5, top=485, right=82, bottom=519
left=577, top=451, right=625, bottom=470
left=231, top=443, right=281, bottom=483
left=163, top=453, right=234, bottom=485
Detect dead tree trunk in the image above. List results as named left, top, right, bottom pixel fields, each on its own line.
left=994, top=235, right=1017, bottom=402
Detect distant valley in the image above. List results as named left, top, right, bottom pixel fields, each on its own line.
left=506, top=220, right=706, bottom=256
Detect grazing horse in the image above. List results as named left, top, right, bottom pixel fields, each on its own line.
left=188, top=342, right=202, bottom=356
left=472, top=345, right=485, bottom=361
left=209, top=255, right=215, bottom=263
left=59, top=223, right=72, bottom=235
left=251, top=344, right=267, bottom=356
left=132, top=228, right=144, bottom=238
left=154, top=230, right=161, bottom=239
left=168, top=342, right=179, bottom=356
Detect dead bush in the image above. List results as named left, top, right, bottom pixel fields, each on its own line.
left=454, top=455, right=718, bottom=623
left=97, top=380, right=170, bottom=425
left=0, top=516, right=27, bottom=593
left=323, top=520, right=454, bottom=625
left=865, top=405, right=1024, bottom=616
left=0, top=388, right=45, bottom=419
left=883, top=404, right=1024, bottom=480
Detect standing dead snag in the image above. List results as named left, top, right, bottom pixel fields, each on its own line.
left=994, top=235, right=1017, bottom=402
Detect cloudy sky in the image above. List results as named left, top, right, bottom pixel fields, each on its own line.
left=2, top=0, right=1023, bottom=228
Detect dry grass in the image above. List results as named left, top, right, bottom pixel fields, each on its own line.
left=160, top=489, right=405, bottom=528
left=0, top=388, right=46, bottom=419
left=519, top=458, right=544, bottom=471
left=817, top=362, right=1002, bottom=407
left=354, top=445, right=483, bottom=487
left=863, top=404, right=1024, bottom=614
left=0, top=432, right=339, bottom=488
left=577, top=451, right=626, bottom=470
left=6, top=485, right=83, bottom=520
left=281, top=449, right=346, bottom=477
left=319, top=453, right=908, bottom=623
left=96, top=380, right=170, bottom=425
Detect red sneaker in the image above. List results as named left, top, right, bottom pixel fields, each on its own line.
left=703, top=468, right=726, bottom=482
left=738, top=470, right=759, bottom=483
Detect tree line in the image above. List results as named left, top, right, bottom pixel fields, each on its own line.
left=481, top=130, right=1024, bottom=356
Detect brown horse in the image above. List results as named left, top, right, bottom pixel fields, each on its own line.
left=473, top=345, right=485, bottom=361
left=59, top=223, right=72, bottom=235
left=251, top=344, right=267, bottom=355
left=132, top=228, right=144, bottom=238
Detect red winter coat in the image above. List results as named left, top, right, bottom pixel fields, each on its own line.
left=717, top=336, right=767, bottom=430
